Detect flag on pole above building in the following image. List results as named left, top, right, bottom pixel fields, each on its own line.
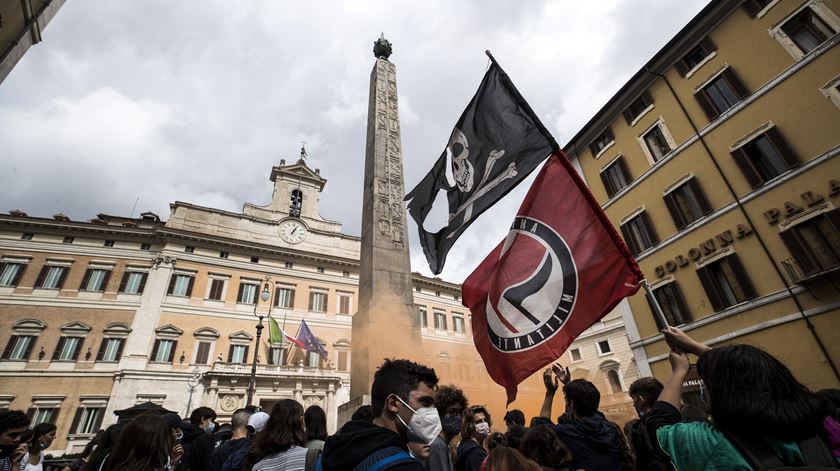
left=405, top=53, right=558, bottom=275
left=462, top=152, right=644, bottom=404
left=297, top=320, right=328, bottom=357
left=269, top=316, right=306, bottom=350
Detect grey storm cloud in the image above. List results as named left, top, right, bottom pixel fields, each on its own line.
left=0, top=1, right=708, bottom=283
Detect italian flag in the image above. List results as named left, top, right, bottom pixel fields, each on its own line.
left=268, top=316, right=305, bottom=349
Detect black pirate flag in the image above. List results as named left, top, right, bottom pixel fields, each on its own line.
left=405, top=54, right=558, bottom=274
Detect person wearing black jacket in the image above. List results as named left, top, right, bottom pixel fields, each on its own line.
left=320, top=359, right=440, bottom=471
left=211, top=408, right=252, bottom=471
left=539, top=364, right=623, bottom=471
left=179, top=406, right=217, bottom=471
left=627, top=377, right=669, bottom=471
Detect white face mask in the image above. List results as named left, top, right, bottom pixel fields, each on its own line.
left=395, top=396, right=442, bottom=445
left=475, top=422, right=490, bottom=437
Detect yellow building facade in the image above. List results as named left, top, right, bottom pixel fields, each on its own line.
left=565, top=0, right=840, bottom=393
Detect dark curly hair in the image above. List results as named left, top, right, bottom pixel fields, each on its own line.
left=435, top=384, right=469, bottom=418
left=244, top=399, right=305, bottom=470
left=461, top=405, right=492, bottom=439
left=520, top=425, right=572, bottom=468
left=0, top=410, right=29, bottom=435
left=371, top=359, right=439, bottom=417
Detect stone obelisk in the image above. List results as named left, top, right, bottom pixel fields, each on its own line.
left=351, top=35, right=421, bottom=400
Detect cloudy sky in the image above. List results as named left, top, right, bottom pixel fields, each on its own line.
left=1, top=1, right=708, bottom=283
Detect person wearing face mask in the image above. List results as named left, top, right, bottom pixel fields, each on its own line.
left=320, top=358, right=440, bottom=471
left=627, top=377, right=668, bottom=471
left=178, top=407, right=217, bottom=471
left=20, top=422, right=56, bottom=471
left=426, top=385, right=468, bottom=471
left=454, top=405, right=492, bottom=471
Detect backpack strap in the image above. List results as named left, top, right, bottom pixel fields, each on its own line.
left=795, top=435, right=837, bottom=467
left=305, top=448, right=322, bottom=471
left=353, top=446, right=416, bottom=471
left=366, top=450, right=414, bottom=471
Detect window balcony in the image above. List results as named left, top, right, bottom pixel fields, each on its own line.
left=781, top=244, right=840, bottom=284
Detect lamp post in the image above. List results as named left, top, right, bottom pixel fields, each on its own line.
left=185, top=367, right=201, bottom=417
left=246, top=275, right=272, bottom=406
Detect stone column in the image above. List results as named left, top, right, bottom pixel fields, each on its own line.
left=326, top=382, right=337, bottom=433
left=351, top=36, right=421, bottom=400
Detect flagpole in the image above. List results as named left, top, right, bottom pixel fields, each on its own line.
left=642, top=279, right=670, bottom=330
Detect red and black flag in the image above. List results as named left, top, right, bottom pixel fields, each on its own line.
left=404, top=54, right=558, bottom=275
left=462, top=152, right=643, bottom=404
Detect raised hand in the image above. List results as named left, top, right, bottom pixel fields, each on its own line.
left=661, top=326, right=710, bottom=356
left=552, top=363, right=571, bottom=386
left=543, top=367, right=559, bottom=394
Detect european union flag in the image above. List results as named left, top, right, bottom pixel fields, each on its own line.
left=297, top=320, right=327, bottom=357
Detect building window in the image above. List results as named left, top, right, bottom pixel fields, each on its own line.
left=119, top=271, right=147, bottom=295
left=695, top=68, right=749, bottom=121
left=309, top=290, right=327, bottom=312
left=184, top=246, right=195, bottom=253
left=285, top=262, right=294, bottom=269
left=588, top=128, right=614, bottom=157
left=731, top=126, right=799, bottom=189
left=250, top=256, right=260, bottom=263
left=623, top=91, right=654, bottom=125
left=194, top=341, right=212, bottom=365
left=742, top=0, right=777, bottom=17
left=675, top=37, right=716, bottom=76
left=620, top=212, right=659, bottom=256
left=342, top=271, right=350, bottom=277
left=434, top=311, right=447, bottom=331
left=228, top=345, right=249, bottom=364
left=168, top=274, right=195, bottom=297
left=663, top=178, right=712, bottom=230
left=96, top=338, right=124, bottom=362
left=597, top=340, right=612, bottom=355
left=237, top=281, right=259, bottom=305
left=34, top=265, right=68, bottom=289
left=696, top=254, right=757, bottom=311
left=570, top=348, right=582, bottom=362
left=207, top=278, right=225, bottom=301
left=338, top=293, right=352, bottom=315
left=140, top=243, right=151, bottom=250
left=647, top=282, right=692, bottom=328
left=337, top=351, right=349, bottom=371
left=268, top=346, right=287, bottom=366
left=21, top=233, right=34, bottom=241
left=72, top=406, right=104, bottom=435
left=63, top=236, right=74, bottom=244
left=151, top=339, right=177, bottom=363
left=317, top=267, right=325, bottom=274
left=418, top=307, right=428, bottom=327
left=219, top=251, right=229, bottom=258
left=453, top=314, right=465, bottom=334
left=30, top=407, right=59, bottom=426
left=274, top=286, right=295, bottom=309
left=415, top=286, right=421, bottom=292
left=289, top=189, right=303, bottom=218
left=2, top=335, right=35, bottom=360
left=307, top=351, right=320, bottom=368
left=779, top=209, right=840, bottom=283
left=777, top=6, right=838, bottom=57
left=104, top=240, right=115, bottom=247
left=600, top=157, right=632, bottom=198
left=607, top=369, right=624, bottom=393
left=53, top=337, right=83, bottom=361
left=0, top=262, right=26, bottom=287
left=80, top=268, right=111, bottom=292
left=641, top=123, right=673, bottom=163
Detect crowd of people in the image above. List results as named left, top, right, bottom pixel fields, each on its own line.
left=2, top=327, right=840, bottom=470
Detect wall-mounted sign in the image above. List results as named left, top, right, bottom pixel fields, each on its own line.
left=763, top=180, right=840, bottom=225
left=654, top=224, right=753, bottom=278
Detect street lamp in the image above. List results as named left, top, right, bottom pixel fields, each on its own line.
left=246, top=275, right=273, bottom=406
left=185, top=367, right=201, bottom=417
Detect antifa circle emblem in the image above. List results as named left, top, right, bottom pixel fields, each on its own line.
left=485, top=216, right=577, bottom=352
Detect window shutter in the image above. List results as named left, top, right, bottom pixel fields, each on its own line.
left=118, top=271, right=129, bottom=293
left=696, top=266, right=726, bottom=312
left=605, top=127, right=615, bottom=142
left=825, top=209, right=840, bottom=235
left=2, top=337, right=15, bottom=359
left=700, top=37, right=716, bottom=54
left=780, top=229, right=814, bottom=275
left=671, top=283, right=692, bottom=325
left=722, top=68, right=749, bottom=100
left=728, top=255, right=757, bottom=300
left=11, top=264, right=26, bottom=286
left=56, top=267, right=69, bottom=289
left=695, top=89, right=720, bottom=121
left=664, top=193, right=687, bottom=230
left=186, top=276, right=195, bottom=297
left=641, top=212, right=660, bottom=245
left=52, top=338, right=65, bottom=360
left=600, top=171, right=617, bottom=198
left=243, top=346, right=250, bottom=364
left=588, top=142, right=599, bottom=157
left=167, top=275, right=177, bottom=295
left=289, top=290, right=295, bottom=309
left=741, top=0, right=762, bottom=17
left=675, top=59, right=690, bottom=77
left=96, top=338, right=107, bottom=361
left=72, top=338, right=84, bottom=361
left=92, top=407, right=105, bottom=431
left=642, top=90, right=653, bottom=107
left=731, top=147, right=763, bottom=189
left=23, top=337, right=35, bottom=360
left=622, top=108, right=635, bottom=125
left=620, top=224, right=640, bottom=256
left=645, top=294, right=666, bottom=330
left=228, top=345, right=235, bottom=362
left=151, top=339, right=161, bottom=362
left=167, top=341, right=177, bottom=363
left=618, top=158, right=632, bottom=185
left=138, top=273, right=148, bottom=294
left=237, top=282, right=245, bottom=303
left=70, top=408, right=84, bottom=434
left=79, top=269, right=92, bottom=291
left=26, top=408, right=35, bottom=420
left=308, top=293, right=314, bottom=311
left=48, top=408, right=60, bottom=425
left=34, top=266, right=49, bottom=288
left=765, top=127, right=799, bottom=169
left=100, top=270, right=112, bottom=292
left=688, top=178, right=713, bottom=215
left=196, top=342, right=210, bottom=364
left=115, top=339, right=125, bottom=361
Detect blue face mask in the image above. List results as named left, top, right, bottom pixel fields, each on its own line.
left=442, top=415, right=462, bottom=436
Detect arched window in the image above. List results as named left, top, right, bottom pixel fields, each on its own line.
left=607, top=369, right=623, bottom=393
left=289, top=190, right=303, bottom=217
